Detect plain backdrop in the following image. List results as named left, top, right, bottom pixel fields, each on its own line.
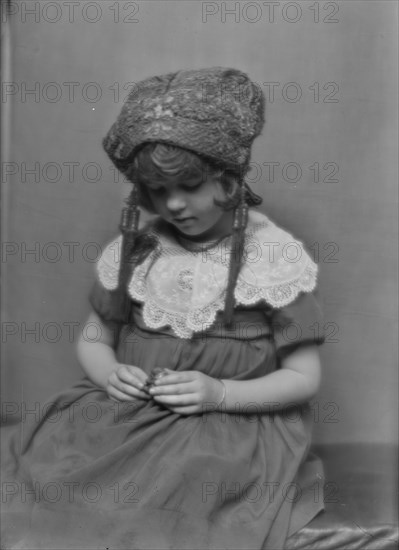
left=1, top=1, right=398, bottom=448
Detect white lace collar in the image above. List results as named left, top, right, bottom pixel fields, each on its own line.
left=97, top=210, right=318, bottom=338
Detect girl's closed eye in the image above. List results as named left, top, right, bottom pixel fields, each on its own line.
left=180, top=173, right=208, bottom=190
left=181, top=181, right=202, bottom=192
left=147, top=178, right=203, bottom=194
left=147, top=184, right=166, bottom=194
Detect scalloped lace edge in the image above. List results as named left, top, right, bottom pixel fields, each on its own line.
left=128, top=258, right=318, bottom=337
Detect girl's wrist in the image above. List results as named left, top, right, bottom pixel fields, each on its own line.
left=215, top=379, right=226, bottom=410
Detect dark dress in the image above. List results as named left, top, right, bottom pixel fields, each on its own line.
left=1, top=211, right=325, bottom=550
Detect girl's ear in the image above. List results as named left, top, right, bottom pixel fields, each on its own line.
left=223, top=173, right=240, bottom=200
left=213, top=172, right=241, bottom=210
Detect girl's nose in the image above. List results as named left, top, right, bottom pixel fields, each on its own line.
left=166, top=193, right=186, bottom=213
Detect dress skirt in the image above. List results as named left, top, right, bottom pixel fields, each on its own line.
left=1, top=291, right=325, bottom=550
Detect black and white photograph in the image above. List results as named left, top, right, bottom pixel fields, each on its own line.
left=1, top=1, right=398, bottom=548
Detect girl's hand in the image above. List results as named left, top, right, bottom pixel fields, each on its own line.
left=149, top=369, right=224, bottom=415
left=106, top=364, right=151, bottom=402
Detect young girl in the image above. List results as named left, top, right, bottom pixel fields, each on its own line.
left=2, top=67, right=325, bottom=550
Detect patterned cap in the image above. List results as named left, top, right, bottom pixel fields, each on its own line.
left=103, top=67, right=265, bottom=175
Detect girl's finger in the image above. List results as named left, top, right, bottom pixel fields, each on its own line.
left=152, top=393, right=197, bottom=407
left=168, top=406, right=199, bottom=416
left=117, top=368, right=148, bottom=387
left=126, top=366, right=150, bottom=384
left=149, top=382, right=195, bottom=396
left=116, top=370, right=150, bottom=391
left=152, top=372, right=195, bottom=386
left=112, top=380, right=150, bottom=400
left=118, top=373, right=148, bottom=391
left=108, top=388, right=138, bottom=402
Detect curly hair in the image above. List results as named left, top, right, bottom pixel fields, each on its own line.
left=126, top=143, right=243, bottom=212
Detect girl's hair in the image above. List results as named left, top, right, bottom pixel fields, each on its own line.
left=114, top=143, right=261, bottom=328
left=127, top=142, right=242, bottom=211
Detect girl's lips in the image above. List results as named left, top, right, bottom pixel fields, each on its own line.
left=173, top=217, right=195, bottom=223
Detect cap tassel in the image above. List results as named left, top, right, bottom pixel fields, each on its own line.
left=223, top=182, right=248, bottom=326
left=114, top=185, right=141, bottom=322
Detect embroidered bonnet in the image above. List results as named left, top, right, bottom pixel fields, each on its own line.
left=103, top=67, right=265, bottom=175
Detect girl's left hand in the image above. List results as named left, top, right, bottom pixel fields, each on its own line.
left=149, top=369, right=224, bottom=415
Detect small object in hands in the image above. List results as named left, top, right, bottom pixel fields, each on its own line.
left=142, top=368, right=168, bottom=394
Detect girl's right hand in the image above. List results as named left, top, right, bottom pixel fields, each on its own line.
left=106, top=364, right=151, bottom=402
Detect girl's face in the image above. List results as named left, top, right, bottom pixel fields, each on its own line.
left=144, top=172, right=235, bottom=241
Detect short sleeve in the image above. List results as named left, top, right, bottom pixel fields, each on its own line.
left=271, top=291, right=325, bottom=361
left=88, top=235, right=126, bottom=323
left=88, top=280, right=124, bottom=323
